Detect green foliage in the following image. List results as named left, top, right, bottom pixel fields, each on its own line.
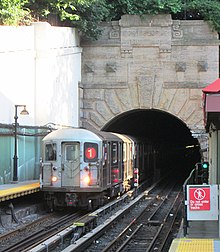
left=185, top=0, right=220, bottom=32
left=26, top=0, right=109, bottom=39
left=70, top=0, right=110, bottom=39
left=106, top=0, right=183, bottom=19
left=1, top=0, right=220, bottom=39
left=0, top=0, right=31, bottom=25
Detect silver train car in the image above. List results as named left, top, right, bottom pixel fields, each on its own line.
left=40, top=127, right=143, bottom=210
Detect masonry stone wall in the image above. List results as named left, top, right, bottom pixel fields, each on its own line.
left=81, top=14, right=219, bottom=139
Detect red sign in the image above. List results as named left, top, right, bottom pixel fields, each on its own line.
left=189, top=187, right=210, bottom=211
left=85, top=147, right=97, bottom=160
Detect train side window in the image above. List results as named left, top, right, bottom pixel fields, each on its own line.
left=111, top=142, right=118, bottom=165
left=123, top=143, right=127, bottom=162
left=45, top=143, right=57, bottom=161
left=102, top=143, right=108, bottom=165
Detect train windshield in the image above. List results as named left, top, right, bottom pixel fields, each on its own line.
left=65, top=144, right=80, bottom=161
left=45, top=143, right=57, bottom=161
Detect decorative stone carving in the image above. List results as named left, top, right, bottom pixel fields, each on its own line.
left=159, top=47, right=171, bottom=53
left=175, top=62, right=186, bottom=72
left=172, top=21, right=183, bottom=38
left=198, top=61, right=208, bottom=72
left=109, top=21, right=120, bottom=39
left=84, top=63, right=94, bottom=73
left=106, top=63, right=117, bottom=72
left=121, top=48, right=133, bottom=58
left=109, top=30, right=120, bottom=39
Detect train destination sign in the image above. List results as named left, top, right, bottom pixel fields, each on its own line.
left=189, top=187, right=210, bottom=211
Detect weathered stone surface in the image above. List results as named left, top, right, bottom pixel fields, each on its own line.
left=158, top=89, right=177, bottom=111
left=90, top=111, right=107, bottom=129
left=80, top=14, right=219, bottom=133
left=96, top=100, right=113, bottom=121
left=104, top=90, right=122, bottom=115
left=83, top=89, right=104, bottom=100
left=115, top=89, right=133, bottom=111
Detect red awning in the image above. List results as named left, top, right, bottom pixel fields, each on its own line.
left=202, top=78, right=220, bottom=93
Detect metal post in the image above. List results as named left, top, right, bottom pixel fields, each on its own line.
left=12, top=105, right=29, bottom=182
left=13, top=105, right=18, bottom=182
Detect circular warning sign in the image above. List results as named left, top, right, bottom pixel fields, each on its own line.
left=194, top=188, right=206, bottom=200
left=85, top=147, right=97, bottom=160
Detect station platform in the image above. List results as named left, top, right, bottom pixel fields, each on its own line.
left=169, top=220, right=220, bottom=251
left=0, top=180, right=40, bottom=202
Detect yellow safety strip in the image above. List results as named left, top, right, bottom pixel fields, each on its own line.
left=0, top=182, right=40, bottom=200
left=176, top=239, right=213, bottom=252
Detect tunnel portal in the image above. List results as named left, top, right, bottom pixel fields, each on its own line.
left=102, top=109, right=201, bottom=179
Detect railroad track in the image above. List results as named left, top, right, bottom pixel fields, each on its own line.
left=0, top=175, right=182, bottom=252
left=93, top=180, right=183, bottom=252
left=50, top=175, right=182, bottom=252
left=112, top=187, right=182, bottom=252
left=0, top=211, right=84, bottom=252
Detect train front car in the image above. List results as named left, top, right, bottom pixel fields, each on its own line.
left=41, top=128, right=103, bottom=210
left=41, top=128, right=125, bottom=210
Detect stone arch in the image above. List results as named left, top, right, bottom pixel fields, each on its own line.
left=80, top=14, right=217, bottom=158
left=81, top=85, right=204, bottom=139
left=101, top=108, right=202, bottom=178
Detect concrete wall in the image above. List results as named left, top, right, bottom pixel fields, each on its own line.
left=0, top=23, right=82, bottom=183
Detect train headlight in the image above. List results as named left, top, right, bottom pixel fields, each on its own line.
left=83, top=176, right=90, bottom=185
left=52, top=176, right=58, bottom=182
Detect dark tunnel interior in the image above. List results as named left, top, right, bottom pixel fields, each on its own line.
left=102, top=109, right=201, bottom=179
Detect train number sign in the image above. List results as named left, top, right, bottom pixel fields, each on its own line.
left=85, top=147, right=96, bottom=159
left=84, top=142, right=98, bottom=162
left=189, top=187, right=210, bottom=211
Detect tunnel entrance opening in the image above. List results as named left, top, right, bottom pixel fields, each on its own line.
left=102, top=109, right=201, bottom=180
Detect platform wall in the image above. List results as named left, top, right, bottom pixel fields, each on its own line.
left=0, top=23, right=82, bottom=183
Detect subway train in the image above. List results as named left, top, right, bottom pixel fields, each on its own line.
left=40, top=127, right=152, bottom=210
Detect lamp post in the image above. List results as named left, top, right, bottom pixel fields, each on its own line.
left=13, top=105, right=29, bottom=182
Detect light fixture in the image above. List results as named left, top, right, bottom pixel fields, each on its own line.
left=20, top=106, right=29, bottom=115
left=13, top=105, right=29, bottom=182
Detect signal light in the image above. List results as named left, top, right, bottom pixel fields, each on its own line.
left=112, top=169, right=119, bottom=174
left=201, top=161, right=209, bottom=184
left=202, top=162, right=209, bottom=169
left=133, top=168, right=139, bottom=187
left=134, top=168, right=139, bottom=174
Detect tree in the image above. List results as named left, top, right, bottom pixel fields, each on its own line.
left=1, top=0, right=220, bottom=40
left=0, top=0, right=31, bottom=25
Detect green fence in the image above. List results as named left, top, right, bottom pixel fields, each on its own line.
left=0, top=124, right=51, bottom=184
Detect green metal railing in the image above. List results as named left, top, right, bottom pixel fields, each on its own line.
left=0, top=124, right=51, bottom=184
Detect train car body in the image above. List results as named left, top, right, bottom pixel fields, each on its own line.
left=41, top=128, right=136, bottom=210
